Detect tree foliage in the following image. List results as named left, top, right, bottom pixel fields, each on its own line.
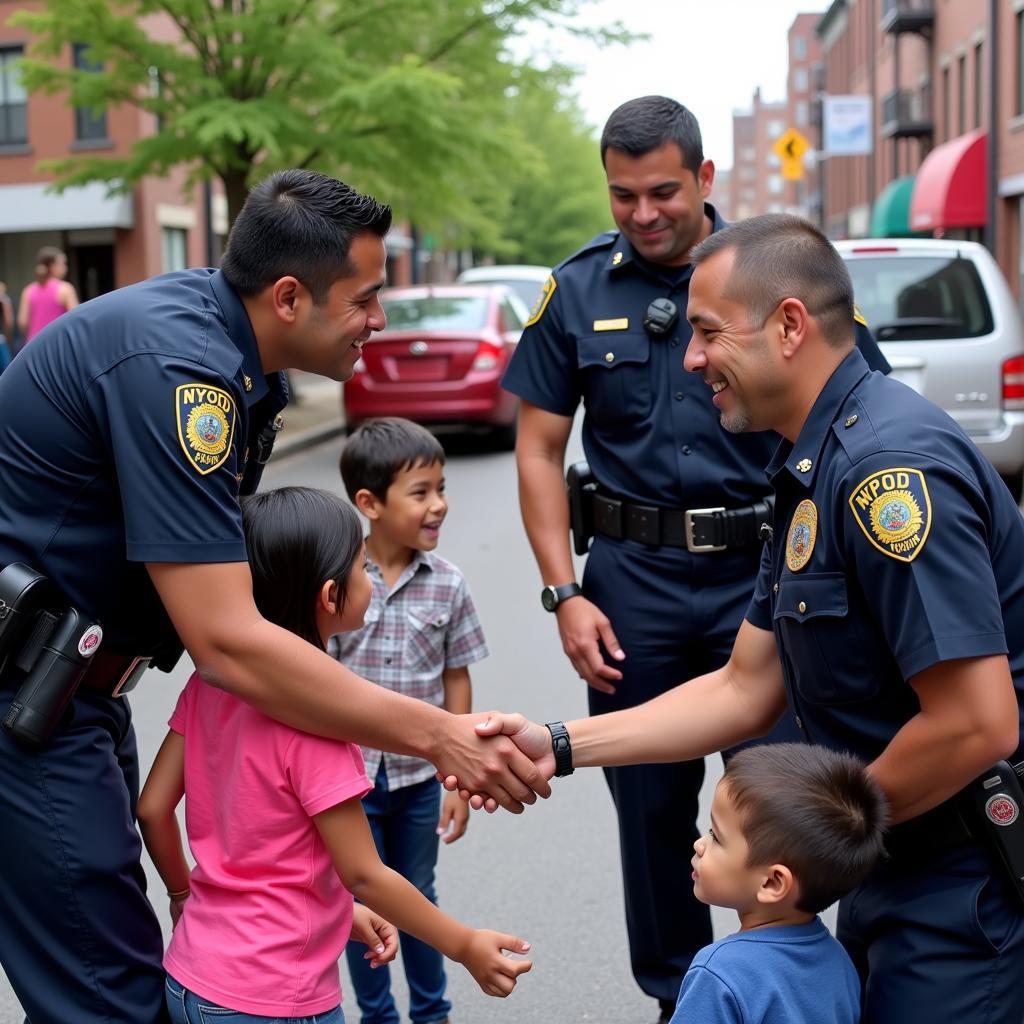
left=11, top=0, right=627, bottom=232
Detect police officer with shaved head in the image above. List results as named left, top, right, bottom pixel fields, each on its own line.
left=500, top=96, right=889, bottom=1020
left=0, top=169, right=547, bottom=1024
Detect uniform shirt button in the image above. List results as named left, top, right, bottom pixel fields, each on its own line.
left=773, top=583, right=779, bottom=594
left=671, top=339, right=679, bottom=348
left=385, top=656, right=392, bottom=665
left=605, top=352, right=615, bottom=363
left=795, top=715, right=803, bottom=730
left=675, top=391, right=685, bottom=401
left=680, top=445, right=691, bottom=455
left=798, top=601, right=807, bottom=613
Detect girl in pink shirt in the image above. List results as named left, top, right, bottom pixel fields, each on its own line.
left=17, top=247, right=78, bottom=342
left=138, top=487, right=532, bottom=1024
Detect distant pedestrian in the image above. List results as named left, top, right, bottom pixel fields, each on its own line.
left=0, top=281, right=12, bottom=372
left=333, top=418, right=490, bottom=1024
left=138, top=486, right=532, bottom=1024
left=670, top=743, right=887, bottom=1024
left=17, top=246, right=78, bottom=343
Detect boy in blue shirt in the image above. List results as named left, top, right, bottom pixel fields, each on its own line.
left=672, top=743, right=887, bottom=1024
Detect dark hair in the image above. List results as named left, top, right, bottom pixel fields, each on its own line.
left=600, top=95, right=704, bottom=175
left=241, top=486, right=364, bottom=650
left=723, top=743, right=888, bottom=914
left=690, top=213, right=856, bottom=347
left=221, top=169, right=392, bottom=304
left=36, top=246, right=65, bottom=271
left=340, top=417, right=445, bottom=503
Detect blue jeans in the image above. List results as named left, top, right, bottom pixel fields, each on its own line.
left=165, top=974, right=344, bottom=1024
left=344, top=767, right=450, bottom=1024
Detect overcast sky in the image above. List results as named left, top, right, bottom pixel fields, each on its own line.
left=519, top=0, right=825, bottom=170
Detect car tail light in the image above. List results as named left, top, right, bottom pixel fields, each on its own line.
left=471, top=341, right=503, bottom=372
left=1003, top=356, right=1024, bottom=411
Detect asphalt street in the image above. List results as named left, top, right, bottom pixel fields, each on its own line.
left=0, top=425, right=792, bottom=1023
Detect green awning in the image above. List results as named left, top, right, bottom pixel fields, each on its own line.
left=869, top=176, right=919, bottom=237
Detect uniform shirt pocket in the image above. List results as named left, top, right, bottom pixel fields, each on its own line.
left=576, top=332, right=652, bottom=428
left=773, top=573, right=882, bottom=705
left=405, top=606, right=450, bottom=672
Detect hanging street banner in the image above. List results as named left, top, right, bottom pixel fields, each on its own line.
left=822, top=95, right=873, bottom=156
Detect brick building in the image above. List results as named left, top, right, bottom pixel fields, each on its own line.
left=729, top=88, right=790, bottom=220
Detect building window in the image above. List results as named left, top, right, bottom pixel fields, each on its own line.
left=958, top=54, right=966, bottom=136
left=1018, top=13, right=1024, bottom=116
left=0, top=47, right=27, bottom=145
left=73, top=43, right=108, bottom=141
left=974, top=42, right=983, bottom=129
left=797, top=100, right=808, bottom=125
left=768, top=175, right=784, bottom=195
left=162, top=227, right=188, bottom=273
left=768, top=120, right=785, bottom=138
left=794, top=36, right=806, bottom=60
left=794, top=68, right=808, bottom=92
left=943, top=65, right=950, bottom=140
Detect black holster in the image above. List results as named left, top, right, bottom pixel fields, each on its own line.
left=566, top=461, right=597, bottom=557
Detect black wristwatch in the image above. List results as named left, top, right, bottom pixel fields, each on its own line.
left=545, top=721, right=574, bottom=777
left=541, top=582, right=582, bottom=612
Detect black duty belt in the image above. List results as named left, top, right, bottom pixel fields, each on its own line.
left=591, top=492, right=773, bottom=552
left=79, top=649, right=151, bottom=698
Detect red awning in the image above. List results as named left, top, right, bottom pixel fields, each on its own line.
left=909, top=129, right=986, bottom=232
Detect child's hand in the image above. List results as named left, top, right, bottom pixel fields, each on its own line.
left=457, top=929, right=532, bottom=997
left=350, top=904, right=398, bottom=969
left=437, top=790, right=470, bottom=844
left=169, top=893, right=190, bottom=929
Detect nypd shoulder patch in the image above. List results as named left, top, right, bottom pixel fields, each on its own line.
left=525, top=275, right=556, bottom=328
left=848, top=467, right=931, bottom=562
left=176, top=383, right=236, bottom=475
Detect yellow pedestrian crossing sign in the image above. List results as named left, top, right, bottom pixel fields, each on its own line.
left=773, top=127, right=811, bottom=181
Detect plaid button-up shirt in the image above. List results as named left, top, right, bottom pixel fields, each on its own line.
left=328, top=549, right=488, bottom=789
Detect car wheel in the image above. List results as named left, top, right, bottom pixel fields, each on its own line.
left=1000, top=469, right=1024, bottom=505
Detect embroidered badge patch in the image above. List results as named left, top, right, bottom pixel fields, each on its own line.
left=176, top=383, right=236, bottom=475
left=848, top=467, right=931, bottom=562
left=786, top=499, right=818, bottom=572
left=525, top=274, right=556, bottom=327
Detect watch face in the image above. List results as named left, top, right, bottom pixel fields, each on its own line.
left=541, top=586, right=557, bottom=611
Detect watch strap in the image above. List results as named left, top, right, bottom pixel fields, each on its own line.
left=545, top=721, right=574, bottom=777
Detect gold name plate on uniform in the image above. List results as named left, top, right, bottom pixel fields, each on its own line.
left=593, top=318, right=629, bottom=331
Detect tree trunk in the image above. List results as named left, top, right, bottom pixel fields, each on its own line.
left=223, top=168, right=251, bottom=231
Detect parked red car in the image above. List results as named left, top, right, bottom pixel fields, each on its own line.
left=343, top=284, right=529, bottom=447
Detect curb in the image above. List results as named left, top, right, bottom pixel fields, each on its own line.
left=272, top=418, right=347, bottom=460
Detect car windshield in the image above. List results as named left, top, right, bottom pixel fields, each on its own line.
left=844, top=255, right=994, bottom=340
left=384, top=295, right=489, bottom=331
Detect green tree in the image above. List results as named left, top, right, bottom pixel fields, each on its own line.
left=11, top=0, right=626, bottom=229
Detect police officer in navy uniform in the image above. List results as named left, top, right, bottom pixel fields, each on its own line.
left=484, top=212, right=1024, bottom=1022
left=0, top=169, right=547, bottom=1024
left=500, top=96, right=889, bottom=1019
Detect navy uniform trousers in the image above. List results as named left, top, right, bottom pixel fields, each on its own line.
left=584, top=533, right=799, bottom=1004
left=0, top=684, right=169, bottom=1024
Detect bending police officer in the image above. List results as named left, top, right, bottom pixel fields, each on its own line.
left=0, top=170, right=547, bottom=1024
left=484, top=213, right=1024, bottom=1024
left=500, top=95, right=889, bottom=1020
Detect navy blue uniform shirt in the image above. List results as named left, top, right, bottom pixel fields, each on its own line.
left=501, top=204, right=889, bottom=508
left=748, top=347, right=1024, bottom=760
left=0, top=269, right=287, bottom=659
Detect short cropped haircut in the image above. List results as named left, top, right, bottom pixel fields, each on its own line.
left=723, top=743, right=887, bottom=914
left=340, top=417, right=445, bottom=503
left=221, top=169, right=392, bottom=304
left=242, top=486, right=364, bottom=651
left=690, top=213, right=856, bottom=347
left=600, top=95, right=704, bottom=175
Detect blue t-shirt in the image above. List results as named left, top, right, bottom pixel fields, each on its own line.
left=670, top=918, right=859, bottom=1024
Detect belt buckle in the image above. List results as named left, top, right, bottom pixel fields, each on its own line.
left=684, top=507, right=727, bottom=553
left=111, top=656, right=152, bottom=698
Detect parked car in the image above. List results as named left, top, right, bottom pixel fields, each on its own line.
left=343, top=284, right=529, bottom=447
left=456, top=264, right=550, bottom=314
left=835, top=238, right=1024, bottom=502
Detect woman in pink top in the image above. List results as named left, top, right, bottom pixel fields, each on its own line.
left=138, top=487, right=532, bottom=1024
left=17, top=246, right=79, bottom=343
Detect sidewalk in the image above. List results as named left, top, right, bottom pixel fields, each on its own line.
left=272, top=372, right=346, bottom=460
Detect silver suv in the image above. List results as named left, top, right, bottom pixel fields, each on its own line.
left=835, top=238, right=1024, bottom=502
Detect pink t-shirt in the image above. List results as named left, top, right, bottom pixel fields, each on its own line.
left=164, top=672, right=371, bottom=1017
left=24, top=278, right=66, bottom=341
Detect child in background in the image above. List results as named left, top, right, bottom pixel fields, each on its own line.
left=671, top=743, right=887, bottom=1024
left=138, top=486, right=531, bottom=1024
left=332, top=418, right=486, bottom=1024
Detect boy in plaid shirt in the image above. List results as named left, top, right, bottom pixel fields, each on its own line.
left=330, top=418, right=488, bottom=1024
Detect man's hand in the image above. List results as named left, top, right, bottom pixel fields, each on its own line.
left=437, top=790, right=469, bottom=844
left=556, top=596, right=624, bottom=693
left=441, top=714, right=556, bottom=810
left=431, top=714, right=551, bottom=814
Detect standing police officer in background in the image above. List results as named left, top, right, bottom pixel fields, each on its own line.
left=500, top=96, right=889, bottom=1020
left=485, top=213, right=1024, bottom=1023
left=0, top=169, right=547, bottom=1024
